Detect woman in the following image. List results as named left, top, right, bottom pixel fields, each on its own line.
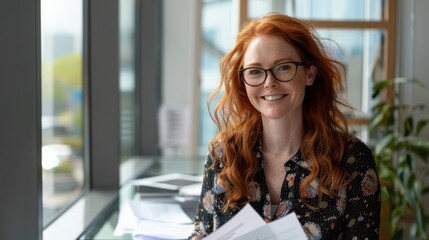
left=190, top=13, right=380, bottom=239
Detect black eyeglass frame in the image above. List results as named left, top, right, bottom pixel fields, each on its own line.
left=239, top=61, right=310, bottom=87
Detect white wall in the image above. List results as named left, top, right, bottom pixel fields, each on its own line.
left=162, top=0, right=202, bottom=156
left=413, top=0, right=429, bottom=141
left=397, top=0, right=429, bottom=229
left=397, top=0, right=429, bottom=138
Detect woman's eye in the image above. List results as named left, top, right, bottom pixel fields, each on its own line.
left=248, top=69, right=263, bottom=75
left=277, top=64, right=292, bottom=72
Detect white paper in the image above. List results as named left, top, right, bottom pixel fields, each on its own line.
left=113, top=201, right=139, bottom=236
left=178, top=182, right=203, bottom=196
left=131, top=173, right=203, bottom=191
left=129, top=199, right=192, bottom=224
left=203, top=204, right=266, bottom=240
left=132, top=220, right=193, bottom=240
left=204, top=204, right=307, bottom=240
left=235, top=212, right=308, bottom=240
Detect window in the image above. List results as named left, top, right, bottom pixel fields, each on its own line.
left=199, top=0, right=236, bottom=154
left=246, top=0, right=396, bottom=117
left=248, top=0, right=384, bottom=21
left=41, top=0, right=86, bottom=226
left=120, top=0, right=138, bottom=161
left=198, top=0, right=396, bottom=144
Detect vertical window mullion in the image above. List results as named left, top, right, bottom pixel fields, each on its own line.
left=0, top=1, right=42, bottom=239
left=138, top=0, right=162, bottom=156
left=89, top=0, right=120, bottom=189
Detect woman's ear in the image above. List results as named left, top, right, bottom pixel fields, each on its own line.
left=305, top=65, right=317, bottom=86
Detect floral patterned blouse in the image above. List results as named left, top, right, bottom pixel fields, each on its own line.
left=189, top=137, right=381, bottom=239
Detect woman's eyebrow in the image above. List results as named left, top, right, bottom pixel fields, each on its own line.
left=243, top=57, right=296, bottom=68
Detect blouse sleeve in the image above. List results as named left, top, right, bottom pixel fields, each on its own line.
left=342, top=138, right=381, bottom=239
left=189, top=153, right=217, bottom=238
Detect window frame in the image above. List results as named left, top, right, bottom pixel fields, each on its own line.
left=44, top=0, right=121, bottom=238
left=44, top=0, right=164, bottom=239
left=0, top=1, right=43, bottom=239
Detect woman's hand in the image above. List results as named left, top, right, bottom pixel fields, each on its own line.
left=191, top=236, right=202, bottom=240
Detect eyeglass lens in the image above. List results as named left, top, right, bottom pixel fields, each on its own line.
left=241, top=62, right=300, bottom=86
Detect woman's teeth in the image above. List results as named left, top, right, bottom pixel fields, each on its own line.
left=264, top=95, right=284, bottom=101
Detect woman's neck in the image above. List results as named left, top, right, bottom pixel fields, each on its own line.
left=261, top=115, right=303, bottom=157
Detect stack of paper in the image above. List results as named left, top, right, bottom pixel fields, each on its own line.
left=115, top=201, right=307, bottom=240
left=204, top=204, right=308, bottom=240
left=114, top=173, right=204, bottom=239
left=132, top=173, right=203, bottom=196
left=114, top=200, right=194, bottom=240
left=114, top=174, right=306, bottom=239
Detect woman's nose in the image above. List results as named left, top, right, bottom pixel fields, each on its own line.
left=264, top=71, right=278, bottom=88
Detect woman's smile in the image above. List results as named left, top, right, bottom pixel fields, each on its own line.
left=262, top=94, right=287, bottom=101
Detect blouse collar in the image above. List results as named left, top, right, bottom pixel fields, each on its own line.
left=256, top=138, right=312, bottom=172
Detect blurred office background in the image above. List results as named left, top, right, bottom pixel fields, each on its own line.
left=1, top=0, right=428, bottom=239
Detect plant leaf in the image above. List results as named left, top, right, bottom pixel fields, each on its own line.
left=370, top=77, right=429, bottom=239
left=375, top=134, right=394, bottom=155
left=391, top=229, right=403, bottom=240
left=423, top=186, right=429, bottom=195
left=372, top=80, right=390, bottom=99
left=416, top=119, right=428, bottom=135
left=404, top=116, right=413, bottom=136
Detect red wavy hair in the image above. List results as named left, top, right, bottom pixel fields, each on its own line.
left=208, top=13, right=351, bottom=210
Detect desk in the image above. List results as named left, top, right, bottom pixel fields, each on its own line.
left=77, top=156, right=205, bottom=240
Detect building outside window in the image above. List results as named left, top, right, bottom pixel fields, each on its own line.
left=40, top=0, right=86, bottom=226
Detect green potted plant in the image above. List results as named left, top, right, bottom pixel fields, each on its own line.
left=369, top=78, right=429, bottom=239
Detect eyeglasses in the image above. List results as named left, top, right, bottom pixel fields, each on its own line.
left=239, top=61, right=309, bottom=87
